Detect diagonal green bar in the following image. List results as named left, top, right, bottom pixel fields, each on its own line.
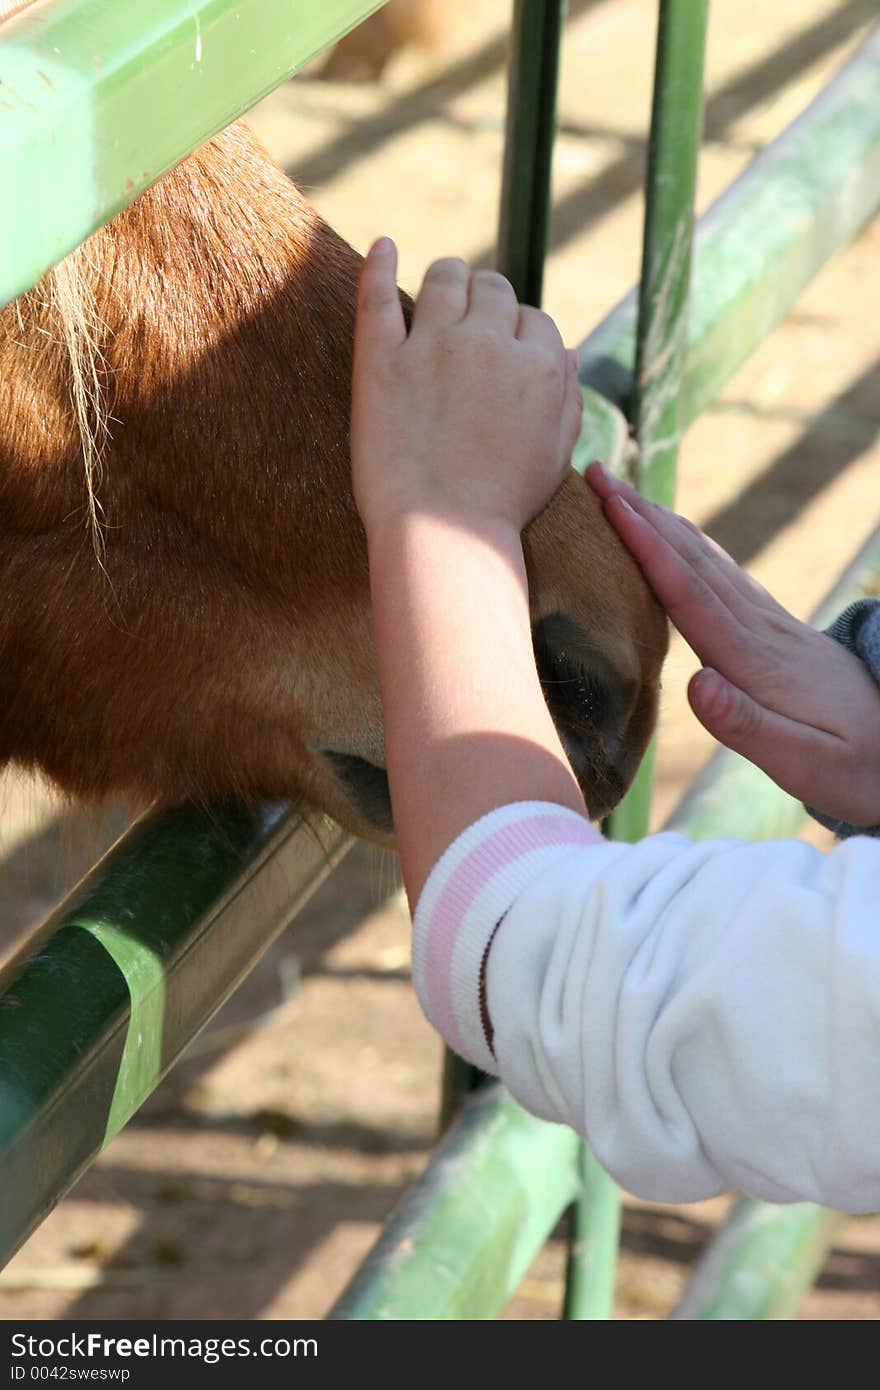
left=0, top=803, right=349, bottom=1267
left=670, top=1199, right=841, bottom=1321
left=0, top=0, right=383, bottom=307
left=330, top=1084, right=581, bottom=1320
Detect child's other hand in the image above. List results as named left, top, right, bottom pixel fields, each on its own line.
left=351, top=238, right=583, bottom=540
left=587, top=463, right=880, bottom=828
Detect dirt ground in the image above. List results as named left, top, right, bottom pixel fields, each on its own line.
left=2, top=0, right=880, bottom=1320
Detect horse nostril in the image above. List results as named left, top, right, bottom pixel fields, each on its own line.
left=532, top=612, right=633, bottom=818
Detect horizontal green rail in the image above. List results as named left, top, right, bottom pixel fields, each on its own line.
left=330, top=519, right=880, bottom=1321
left=0, top=0, right=382, bottom=307
left=0, top=804, right=349, bottom=1265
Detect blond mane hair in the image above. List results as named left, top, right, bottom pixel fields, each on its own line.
left=14, top=252, right=110, bottom=559
left=3, top=0, right=108, bottom=557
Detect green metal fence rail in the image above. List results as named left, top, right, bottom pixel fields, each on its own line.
left=0, top=804, right=349, bottom=1263
left=1, top=0, right=879, bottom=1319
left=0, top=0, right=383, bottom=308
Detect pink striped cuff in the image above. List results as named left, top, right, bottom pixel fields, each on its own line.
left=412, top=802, right=602, bottom=1073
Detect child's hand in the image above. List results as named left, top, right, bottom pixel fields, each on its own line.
left=351, top=238, right=583, bottom=540
left=587, top=463, right=880, bottom=828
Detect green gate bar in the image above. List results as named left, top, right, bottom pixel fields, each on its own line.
left=568, top=0, right=708, bottom=1319
left=580, top=21, right=880, bottom=442
left=0, top=0, right=382, bottom=307
left=0, top=805, right=349, bottom=1263
left=331, top=1084, right=581, bottom=1320
left=331, top=519, right=880, bottom=1321
left=632, top=0, right=709, bottom=509
left=495, top=0, right=566, bottom=310
left=671, top=1200, right=842, bottom=1320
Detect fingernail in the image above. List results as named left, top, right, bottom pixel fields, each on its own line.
left=693, top=668, right=727, bottom=717
left=371, top=236, right=395, bottom=256
left=566, top=348, right=580, bottom=375
left=616, top=496, right=639, bottom=518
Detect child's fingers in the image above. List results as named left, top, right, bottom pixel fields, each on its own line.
left=603, top=493, right=754, bottom=671
left=516, top=304, right=565, bottom=357
left=411, top=257, right=470, bottom=333
left=592, top=464, right=778, bottom=623
left=584, top=459, right=627, bottom=502
left=466, top=269, right=519, bottom=334
left=355, top=238, right=407, bottom=355
left=587, top=464, right=729, bottom=562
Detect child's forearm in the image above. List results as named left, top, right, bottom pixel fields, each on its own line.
left=366, top=510, right=586, bottom=905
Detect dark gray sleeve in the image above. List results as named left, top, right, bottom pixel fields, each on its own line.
left=805, top=598, right=880, bottom=839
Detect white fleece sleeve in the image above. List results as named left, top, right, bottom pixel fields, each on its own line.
left=412, top=802, right=880, bottom=1213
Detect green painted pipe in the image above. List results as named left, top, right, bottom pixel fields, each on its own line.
left=603, top=0, right=708, bottom=847
left=632, top=0, right=709, bottom=507
left=562, top=1144, right=622, bottom=1321
left=495, top=0, right=566, bottom=309
left=330, top=1084, right=581, bottom=1319
left=580, top=21, right=880, bottom=431
left=0, top=0, right=383, bottom=307
left=568, top=0, right=708, bottom=1321
left=0, top=804, right=349, bottom=1265
left=670, top=1200, right=841, bottom=1321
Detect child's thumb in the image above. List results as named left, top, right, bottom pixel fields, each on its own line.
left=689, top=668, right=765, bottom=749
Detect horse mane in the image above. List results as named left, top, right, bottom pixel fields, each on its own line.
left=2, top=0, right=108, bottom=559
left=17, top=255, right=111, bottom=561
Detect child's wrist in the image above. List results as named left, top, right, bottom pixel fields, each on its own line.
left=363, top=505, right=525, bottom=564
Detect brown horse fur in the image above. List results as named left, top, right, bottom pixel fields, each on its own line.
left=0, top=112, right=667, bottom=841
